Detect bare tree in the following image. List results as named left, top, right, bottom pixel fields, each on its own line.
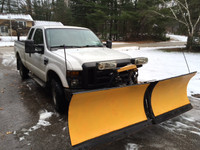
left=154, top=0, right=200, bottom=50
left=1, top=0, right=5, bottom=13
left=26, top=0, right=32, bottom=15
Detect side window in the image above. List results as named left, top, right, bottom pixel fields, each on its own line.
left=27, top=28, right=34, bottom=40
left=33, top=29, right=44, bottom=44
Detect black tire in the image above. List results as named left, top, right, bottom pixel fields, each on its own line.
left=18, top=58, right=29, bottom=80
left=51, top=79, right=68, bottom=113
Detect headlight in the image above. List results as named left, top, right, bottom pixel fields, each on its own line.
left=134, top=57, right=148, bottom=65
left=98, top=61, right=117, bottom=70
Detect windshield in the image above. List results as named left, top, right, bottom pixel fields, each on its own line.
left=45, top=28, right=103, bottom=49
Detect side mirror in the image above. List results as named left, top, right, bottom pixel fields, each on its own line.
left=35, top=44, right=44, bottom=54
left=106, top=40, right=112, bottom=49
left=25, top=40, right=35, bottom=53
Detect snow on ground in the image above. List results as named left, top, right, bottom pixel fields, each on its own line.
left=0, top=36, right=27, bottom=42
left=0, top=42, right=15, bottom=47
left=0, top=51, right=16, bottom=67
left=0, top=36, right=27, bottom=47
left=28, top=110, right=54, bottom=132
left=125, top=143, right=140, bottom=150
left=18, top=110, right=54, bottom=142
left=115, top=46, right=200, bottom=96
left=167, top=34, right=188, bottom=42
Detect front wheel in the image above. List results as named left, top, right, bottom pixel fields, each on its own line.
left=51, top=79, right=68, bottom=113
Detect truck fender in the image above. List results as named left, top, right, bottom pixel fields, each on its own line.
left=46, top=64, right=69, bottom=88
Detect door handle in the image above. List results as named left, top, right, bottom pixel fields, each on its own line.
left=44, top=57, right=49, bottom=65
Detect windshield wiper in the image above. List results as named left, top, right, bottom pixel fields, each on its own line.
left=50, top=45, right=82, bottom=50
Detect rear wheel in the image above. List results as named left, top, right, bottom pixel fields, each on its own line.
left=17, top=57, right=29, bottom=80
left=51, top=79, right=68, bottom=113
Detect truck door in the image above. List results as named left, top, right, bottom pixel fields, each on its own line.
left=26, top=28, right=46, bottom=81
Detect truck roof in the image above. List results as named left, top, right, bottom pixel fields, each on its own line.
left=32, top=25, right=88, bottom=30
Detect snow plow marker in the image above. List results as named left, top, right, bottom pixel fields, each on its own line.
left=68, top=72, right=196, bottom=149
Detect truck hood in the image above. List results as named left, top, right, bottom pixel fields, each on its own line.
left=52, top=47, right=131, bottom=70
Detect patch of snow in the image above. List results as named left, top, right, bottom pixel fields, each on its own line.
left=34, top=20, right=63, bottom=26
left=63, top=127, right=66, bottom=131
left=125, top=143, right=140, bottom=150
left=161, top=118, right=200, bottom=135
left=24, top=132, right=29, bottom=135
left=26, top=84, right=32, bottom=91
left=181, top=116, right=195, bottom=122
left=19, top=136, right=25, bottom=141
left=167, top=34, right=188, bottom=42
left=27, top=110, right=54, bottom=133
left=190, top=131, right=200, bottom=136
left=0, top=36, right=27, bottom=47
left=115, top=46, right=139, bottom=51
left=39, top=110, right=53, bottom=120
left=1, top=52, right=16, bottom=67
left=0, top=14, right=33, bottom=21
left=0, top=42, right=14, bottom=47
left=0, top=36, right=27, bottom=42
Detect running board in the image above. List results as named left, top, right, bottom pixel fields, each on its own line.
left=30, top=74, right=46, bottom=87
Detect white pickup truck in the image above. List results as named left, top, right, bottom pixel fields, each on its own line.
left=14, top=25, right=148, bottom=113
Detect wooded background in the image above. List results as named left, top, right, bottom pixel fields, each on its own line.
left=0, top=0, right=199, bottom=44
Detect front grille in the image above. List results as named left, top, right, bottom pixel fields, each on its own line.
left=82, top=59, right=131, bottom=89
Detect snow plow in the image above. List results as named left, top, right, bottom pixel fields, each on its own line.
left=68, top=72, right=196, bottom=149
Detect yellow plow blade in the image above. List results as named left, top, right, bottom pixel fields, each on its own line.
left=67, top=72, right=196, bottom=149
left=150, top=72, right=196, bottom=123
left=68, top=84, right=149, bottom=147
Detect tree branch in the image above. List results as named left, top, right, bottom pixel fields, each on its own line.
left=152, top=10, right=188, bottom=26
left=194, top=15, right=200, bottom=30
left=184, top=0, right=194, bottom=31
left=177, top=2, right=188, bottom=26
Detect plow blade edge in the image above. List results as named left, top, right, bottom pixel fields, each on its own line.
left=68, top=72, right=196, bottom=149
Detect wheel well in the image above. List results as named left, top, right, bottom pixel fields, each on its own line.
left=47, top=70, right=63, bottom=87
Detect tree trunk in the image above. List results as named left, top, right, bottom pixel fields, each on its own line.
left=186, top=34, right=193, bottom=50
left=8, top=0, right=11, bottom=13
left=1, top=0, right=5, bottom=13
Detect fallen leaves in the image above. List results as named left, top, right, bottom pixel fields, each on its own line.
left=6, top=131, right=12, bottom=135
left=1, top=88, right=6, bottom=93
left=0, top=108, right=3, bottom=110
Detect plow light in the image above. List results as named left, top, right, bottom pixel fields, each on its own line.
left=134, top=57, right=148, bottom=65
left=98, top=61, right=117, bottom=70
